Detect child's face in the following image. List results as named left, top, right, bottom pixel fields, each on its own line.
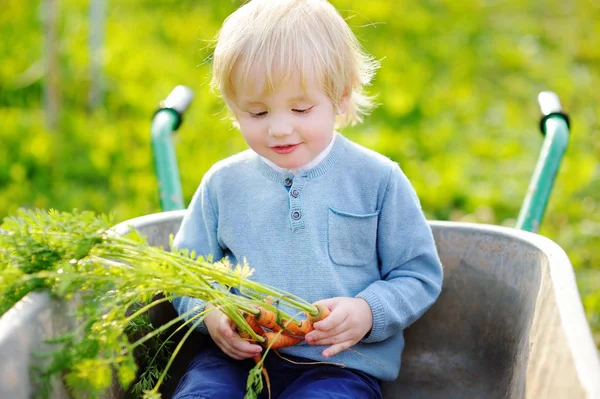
left=232, top=74, right=343, bottom=170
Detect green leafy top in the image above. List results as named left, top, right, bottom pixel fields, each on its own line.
left=0, top=209, right=318, bottom=398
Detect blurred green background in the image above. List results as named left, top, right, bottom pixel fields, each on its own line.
left=0, top=0, right=598, bottom=344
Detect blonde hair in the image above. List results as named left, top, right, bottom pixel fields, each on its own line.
left=210, top=0, right=379, bottom=128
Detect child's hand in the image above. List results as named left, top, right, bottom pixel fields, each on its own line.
left=204, top=304, right=263, bottom=360
left=304, top=297, right=373, bottom=358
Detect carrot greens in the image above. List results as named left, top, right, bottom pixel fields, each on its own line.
left=0, top=209, right=319, bottom=398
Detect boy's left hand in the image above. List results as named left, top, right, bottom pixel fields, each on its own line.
left=304, top=297, right=373, bottom=358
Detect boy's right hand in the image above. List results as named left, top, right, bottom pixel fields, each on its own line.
left=204, top=304, right=263, bottom=360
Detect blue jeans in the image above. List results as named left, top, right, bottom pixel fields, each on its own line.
left=172, top=343, right=383, bottom=399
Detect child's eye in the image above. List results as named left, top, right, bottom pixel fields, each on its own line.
left=249, top=111, right=268, bottom=118
left=292, top=107, right=313, bottom=114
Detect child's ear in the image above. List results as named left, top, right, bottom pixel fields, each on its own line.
left=337, top=92, right=350, bottom=115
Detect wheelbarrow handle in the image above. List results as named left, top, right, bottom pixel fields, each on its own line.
left=151, top=86, right=194, bottom=212
left=538, top=91, right=570, bottom=135
left=162, top=85, right=194, bottom=115
left=516, top=91, right=570, bottom=233
left=538, top=91, right=563, bottom=115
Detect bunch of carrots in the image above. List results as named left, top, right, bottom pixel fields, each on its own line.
left=238, top=303, right=331, bottom=397
left=0, top=209, right=335, bottom=399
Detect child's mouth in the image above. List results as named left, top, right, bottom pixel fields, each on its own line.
left=271, top=144, right=299, bottom=154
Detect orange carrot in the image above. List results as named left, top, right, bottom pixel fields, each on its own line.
left=279, top=318, right=314, bottom=336
left=254, top=307, right=282, bottom=332
left=254, top=304, right=332, bottom=337
left=281, top=303, right=331, bottom=335
left=244, top=311, right=266, bottom=336
left=306, top=303, right=331, bottom=323
left=262, top=331, right=304, bottom=349
left=255, top=306, right=308, bottom=335
left=240, top=303, right=332, bottom=399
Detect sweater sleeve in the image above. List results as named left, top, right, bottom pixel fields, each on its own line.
left=356, top=164, right=443, bottom=343
left=171, top=174, right=223, bottom=334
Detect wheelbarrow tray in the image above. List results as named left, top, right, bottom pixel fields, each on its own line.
left=1, top=210, right=599, bottom=398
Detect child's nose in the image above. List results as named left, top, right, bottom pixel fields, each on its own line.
left=268, top=117, right=293, bottom=137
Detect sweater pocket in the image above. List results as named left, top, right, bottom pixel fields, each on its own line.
left=328, top=208, right=379, bottom=267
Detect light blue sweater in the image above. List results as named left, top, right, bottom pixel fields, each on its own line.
left=172, top=133, right=443, bottom=380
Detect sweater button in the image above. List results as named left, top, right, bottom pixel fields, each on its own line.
left=291, top=211, right=301, bottom=220
left=291, top=189, right=300, bottom=198
left=284, top=178, right=293, bottom=187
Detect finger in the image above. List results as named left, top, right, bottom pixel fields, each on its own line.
left=322, top=340, right=353, bottom=358
left=313, top=310, right=348, bottom=332
left=216, top=325, right=254, bottom=360
left=218, top=336, right=258, bottom=360
left=313, top=298, right=338, bottom=307
left=227, top=317, right=238, bottom=330
left=307, top=314, right=349, bottom=342
left=212, top=337, right=243, bottom=360
left=308, top=330, right=354, bottom=347
left=219, top=319, right=237, bottom=338
left=226, top=347, right=257, bottom=360
left=311, top=298, right=336, bottom=319
left=231, top=335, right=263, bottom=357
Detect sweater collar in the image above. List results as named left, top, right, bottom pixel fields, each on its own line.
left=254, top=132, right=347, bottom=183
